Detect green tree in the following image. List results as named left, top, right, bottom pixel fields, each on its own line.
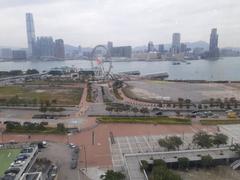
left=213, top=133, right=228, bottom=148
left=131, top=107, right=139, bottom=116
left=192, top=131, right=213, bottom=148
left=149, top=162, right=182, bottom=180
left=140, top=107, right=149, bottom=115
left=106, top=106, right=113, bottom=115
left=201, top=155, right=214, bottom=168
left=230, top=144, right=240, bottom=156
left=158, top=136, right=183, bottom=151
left=57, top=123, right=66, bottom=133
left=39, top=106, right=47, bottom=114
left=178, top=157, right=190, bottom=170
left=100, top=170, right=125, bottom=180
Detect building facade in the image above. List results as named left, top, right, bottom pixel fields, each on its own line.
left=0, top=48, right=12, bottom=59
left=54, top=39, right=65, bottom=59
left=12, top=50, right=27, bottom=60
left=147, top=41, right=154, bottom=52
left=158, top=44, right=164, bottom=53
left=111, top=46, right=132, bottom=58
left=26, top=13, right=36, bottom=57
left=107, top=41, right=113, bottom=52
left=35, top=36, right=55, bottom=57
left=209, top=28, right=219, bottom=58
left=172, top=33, right=181, bottom=54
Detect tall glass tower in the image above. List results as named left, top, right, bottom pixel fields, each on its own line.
left=209, top=28, right=219, bottom=58
left=26, top=13, right=36, bottom=57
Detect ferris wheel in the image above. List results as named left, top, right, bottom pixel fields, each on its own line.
left=91, top=45, right=113, bottom=79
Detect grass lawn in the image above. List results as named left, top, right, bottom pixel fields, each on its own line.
left=0, top=148, right=21, bottom=176
left=200, top=119, right=240, bottom=125
left=97, top=116, right=191, bottom=125
left=0, top=85, right=83, bottom=106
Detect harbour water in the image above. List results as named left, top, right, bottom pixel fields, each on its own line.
left=0, top=57, right=240, bottom=81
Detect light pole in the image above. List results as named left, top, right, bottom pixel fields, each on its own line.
left=80, top=145, right=87, bottom=172
left=0, top=127, right=3, bottom=143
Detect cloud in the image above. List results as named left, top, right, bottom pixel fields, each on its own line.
left=0, top=0, right=239, bottom=47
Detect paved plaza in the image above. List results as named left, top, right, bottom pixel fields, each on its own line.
left=110, top=133, right=203, bottom=171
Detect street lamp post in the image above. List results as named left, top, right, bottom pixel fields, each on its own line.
left=80, top=145, right=87, bottom=172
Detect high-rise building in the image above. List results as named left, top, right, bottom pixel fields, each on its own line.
left=107, top=41, right=113, bottom=52
left=35, top=36, right=54, bottom=57
left=0, top=48, right=12, bottom=59
left=26, top=13, right=36, bottom=57
left=180, top=43, right=187, bottom=53
left=111, top=46, right=132, bottom=58
left=172, top=33, right=181, bottom=54
left=12, top=50, right=27, bottom=60
left=158, top=44, right=164, bottom=53
left=147, top=41, right=154, bottom=52
left=54, top=39, right=65, bottom=59
left=209, top=28, right=219, bottom=58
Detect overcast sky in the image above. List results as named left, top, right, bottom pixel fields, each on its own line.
left=0, top=0, right=240, bottom=48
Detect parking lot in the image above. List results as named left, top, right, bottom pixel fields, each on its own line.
left=38, top=142, right=80, bottom=180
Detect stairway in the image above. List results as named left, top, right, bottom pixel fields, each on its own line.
left=230, top=159, right=240, bottom=170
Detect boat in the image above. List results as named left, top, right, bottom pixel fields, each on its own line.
left=172, top=62, right=181, bottom=65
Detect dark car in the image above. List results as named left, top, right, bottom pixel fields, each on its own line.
left=4, top=168, right=20, bottom=175
left=155, top=111, right=163, bottom=116
left=70, top=160, right=78, bottom=169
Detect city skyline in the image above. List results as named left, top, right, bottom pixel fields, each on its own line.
left=0, top=0, right=240, bottom=47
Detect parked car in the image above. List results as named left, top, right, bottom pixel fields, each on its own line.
left=155, top=111, right=163, bottom=116
left=70, top=160, right=78, bottom=169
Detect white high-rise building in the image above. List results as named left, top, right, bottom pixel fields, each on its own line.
left=26, top=13, right=36, bottom=57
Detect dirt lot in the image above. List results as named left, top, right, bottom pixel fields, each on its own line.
left=0, top=84, right=83, bottom=106
left=127, top=80, right=240, bottom=102
left=176, top=166, right=240, bottom=180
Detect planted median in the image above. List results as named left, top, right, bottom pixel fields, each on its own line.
left=97, top=116, right=191, bottom=125
left=200, top=119, right=240, bottom=125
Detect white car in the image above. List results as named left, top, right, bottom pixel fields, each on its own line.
left=11, top=160, right=25, bottom=167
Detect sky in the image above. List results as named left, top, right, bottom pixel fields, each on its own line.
left=0, top=0, right=240, bottom=48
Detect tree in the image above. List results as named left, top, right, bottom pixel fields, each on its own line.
left=178, top=157, right=190, bottom=170
left=198, top=104, right=202, bottom=109
left=140, top=107, right=149, bottom=115
left=158, top=136, right=183, bottom=151
left=140, top=160, right=149, bottom=172
left=39, top=106, right=47, bottom=114
left=192, top=131, right=213, bottom=148
left=105, top=106, right=113, bottom=115
left=131, top=107, right=139, bottom=116
left=57, top=123, right=66, bottom=133
left=178, top=98, right=184, bottom=109
left=149, top=161, right=182, bottom=180
left=26, top=69, right=39, bottom=75
left=201, top=155, right=214, bottom=168
left=100, top=170, right=125, bottom=180
left=212, top=133, right=228, bottom=147
left=230, top=144, right=240, bottom=156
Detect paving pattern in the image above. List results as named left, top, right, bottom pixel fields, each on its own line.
left=219, top=124, right=240, bottom=144
left=110, top=133, right=197, bottom=171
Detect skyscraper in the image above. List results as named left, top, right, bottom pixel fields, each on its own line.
left=209, top=28, right=219, bottom=58
left=172, top=33, right=181, bottom=54
left=26, top=13, right=36, bottom=57
left=147, top=41, right=154, bottom=52
left=158, top=44, right=164, bottom=53
left=107, top=41, right=113, bottom=52
left=35, top=36, right=55, bottom=57
left=54, top=39, right=65, bottom=59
